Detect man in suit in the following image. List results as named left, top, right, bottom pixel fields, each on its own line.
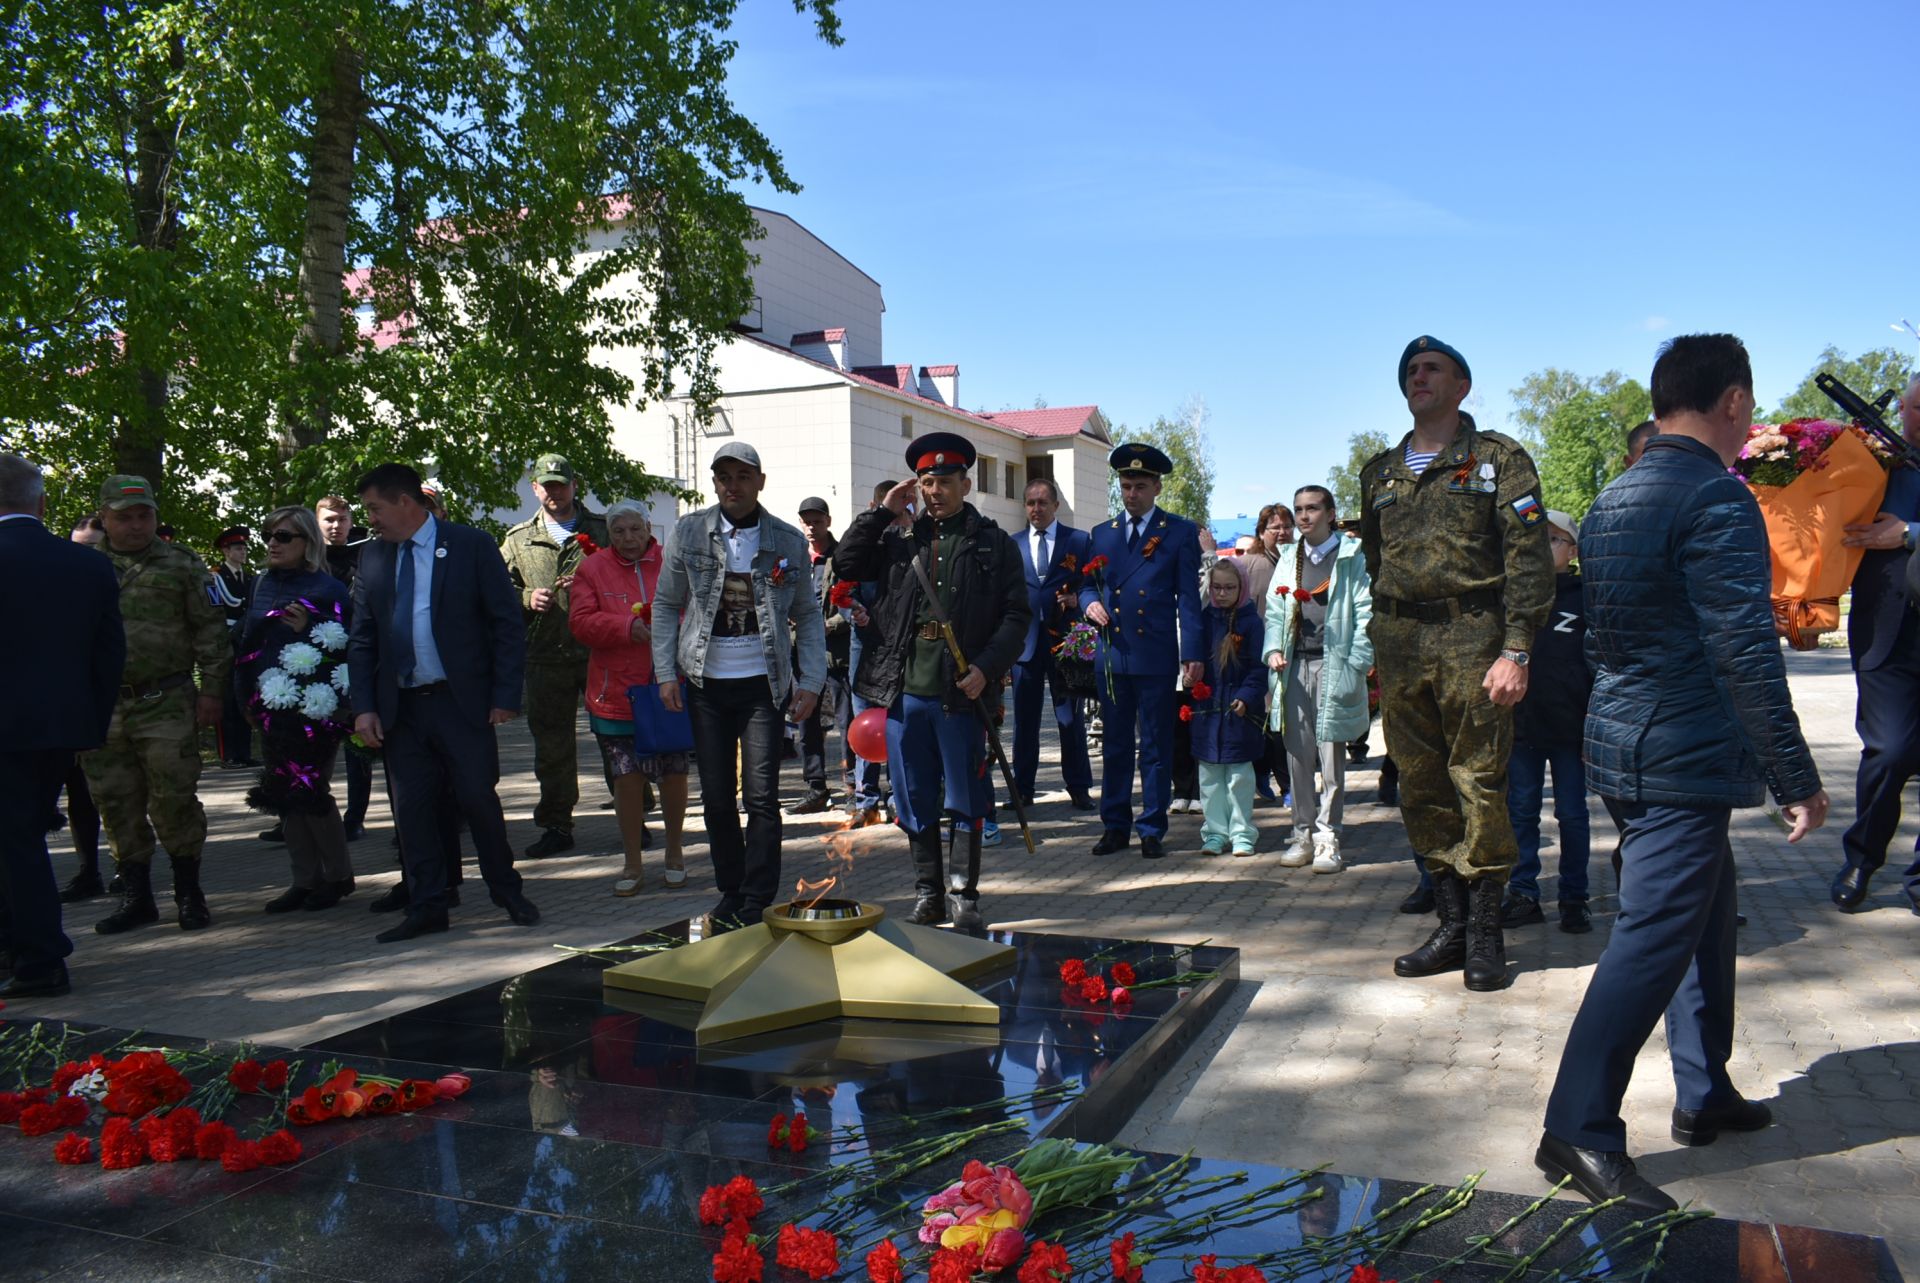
left=1011, top=476, right=1094, bottom=811
left=1833, top=374, right=1920, bottom=916
left=347, top=463, right=540, bottom=943
left=1079, top=444, right=1204, bottom=860
left=0, top=455, right=125, bottom=998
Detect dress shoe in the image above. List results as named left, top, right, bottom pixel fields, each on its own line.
left=342, top=821, right=365, bottom=842
left=1139, top=835, right=1166, bottom=860
left=1534, top=1133, right=1677, bottom=1213
left=259, top=824, right=285, bottom=844
left=301, top=885, right=343, bottom=911
left=1500, top=893, right=1545, bottom=928
left=790, top=789, right=833, bottom=815
left=1559, top=901, right=1593, bottom=934
left=331, top=877, right=356, bottom=897
left=0, top=968, right=72, bottom=999
left=263, top=887, right=310, bottom=914
left=1398, top=883, right=1436, bottom=915
left=368, top=884, right=410, bottom=913
left=1831, top=865, right=1872, bottom=911
left=1069, top=791, right=1096, bottom=812
left=523, top=828, right=575, bottom=859
left=1671, top=1097, right=1771, bottom=1147
left=375, top=910, right=449, bottom=943
left=496, top=890, right=541, bottom=926
left=59, top=869, right=106, bottom=903
left=1090, top=829, right=1130, bottom=856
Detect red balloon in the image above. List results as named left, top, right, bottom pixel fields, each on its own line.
left=847, top=706, right=890, bottom=763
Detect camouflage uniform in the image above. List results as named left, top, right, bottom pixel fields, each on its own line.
left=501, top=502, right=609, bottom=833
left=81, top=529, right=230, bottom=869
left=1360, top=412, right=1554, bottom=879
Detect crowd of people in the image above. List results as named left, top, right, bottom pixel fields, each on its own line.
left=4, top=329, right=1916, bottom=1216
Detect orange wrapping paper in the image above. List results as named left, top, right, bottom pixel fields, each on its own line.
left=1747, top=428, right=1888, bottom=649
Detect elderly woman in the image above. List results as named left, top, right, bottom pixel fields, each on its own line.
left=570, top=499, right=688, bottom=894
left=234, top=506, right=357, bottom=912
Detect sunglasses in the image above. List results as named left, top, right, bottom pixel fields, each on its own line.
left=265, top=530, right=306, bottom=545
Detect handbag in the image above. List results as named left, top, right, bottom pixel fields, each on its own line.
left=628, top=683, right=695, bottom=755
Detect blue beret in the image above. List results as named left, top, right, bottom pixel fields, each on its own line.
left=1399, top=336, right=1471, bottom=391
left=1108, top=443, right=1173, bottom=476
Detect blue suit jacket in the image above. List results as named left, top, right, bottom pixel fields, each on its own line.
left=0, top=519, right=125, bottom=751
left=348, top=519, right=527, bottom=731
left=1017, top=523, right=1094, bottom=664
left=1849, top=466, right=1920, bottom=673
left=1077, top=508, right=1204, bottom=676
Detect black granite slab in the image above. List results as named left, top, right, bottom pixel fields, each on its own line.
left=1, top=916, right=1903, bottom=1281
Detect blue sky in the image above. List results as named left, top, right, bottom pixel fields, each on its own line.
left=722, top=0, right=1918, bottom=519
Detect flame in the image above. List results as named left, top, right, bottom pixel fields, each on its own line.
left=794, top=831, right=863, bottom=909
left=794, top=876, right=837, bottom=911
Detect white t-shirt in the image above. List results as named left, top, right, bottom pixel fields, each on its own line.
left=704, top=519, right=767, bottom=679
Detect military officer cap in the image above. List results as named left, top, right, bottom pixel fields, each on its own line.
left=906, top=432, right=974, bottom=476
left=1399, top=335, right=1472, bottom=390
left=1108, top=442, right=1173, bottom=478
left=100, top=474, right=158, bottom=511
left=214, top=525, right=251, bottom=548
left=533, top=453, right=575, bottom=484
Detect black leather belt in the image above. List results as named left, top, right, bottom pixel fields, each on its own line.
left=400, top=681, right=451, bottom=695
left=1377, top=588, right=1501, bottom=623
left=118, top=672, right=193, bottom=703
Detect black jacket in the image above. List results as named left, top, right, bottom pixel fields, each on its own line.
left=1580, top=435, right=1820, bottom=807
left=834, top=503, right=1031, bottom=711
left=1514, top=570, right=1590, bottom=748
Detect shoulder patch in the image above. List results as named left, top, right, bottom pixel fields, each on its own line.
left=1511, top=495, right=1544, bottom=524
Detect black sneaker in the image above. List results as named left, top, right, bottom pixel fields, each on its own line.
left=522, top=828, right=575, bottom=859
left=1501, top=893, right=1546, bottom=928
left=1560, top=901, right=1593, bottom=934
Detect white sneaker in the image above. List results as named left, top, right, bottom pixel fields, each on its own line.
left=1169, top=798, right=1189, bottom=815
left=1278, top=838, right=1313, bottom=867
left=1311, top=835, right=1343, bottom=875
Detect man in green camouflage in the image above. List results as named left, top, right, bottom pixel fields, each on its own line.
left=1361, top=336, right=1554, bottom=993
left=83, top=475, right=231, bottom=933
left=500, top=453, right=610, bottom=858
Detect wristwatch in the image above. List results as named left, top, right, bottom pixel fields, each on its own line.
left=1500, top=648, right=1530, bottom=668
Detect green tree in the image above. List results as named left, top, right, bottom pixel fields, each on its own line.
left=1, top=0, right=842, bottom=543
left=1769, top=346, right=1913, bottom=423
left=1107, top=397, right=1214, bottom=523
left=1508, top=368, right=1650, bottom=518
left=1328, top=429, right=1389, bottom=517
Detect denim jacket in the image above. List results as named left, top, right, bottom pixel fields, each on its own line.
left=651, top=504, right=825, bottom=703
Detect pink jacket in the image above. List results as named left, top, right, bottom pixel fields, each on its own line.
left=569, top=541, right=665, bottom=721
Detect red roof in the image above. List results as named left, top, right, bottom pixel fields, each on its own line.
left=791, top=328, right=846, bottom=345
left=978, top=406, right=1101, bottom=439
left=342, top=268, right=412, bottom=351
left=921, top=364, right=958, bottom=377
left=852, top=364, right=915, bottom=390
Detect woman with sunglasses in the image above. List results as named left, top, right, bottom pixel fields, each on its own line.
left=233, top=507, right=357, bottom=912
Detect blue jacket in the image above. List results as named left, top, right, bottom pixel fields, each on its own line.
left=1016, top=522, right=1094, bottom=665
left=1190, top=601, right=1266, bottom=764
left=1580, top=435, right=1821, bottom=807
left=0, top=519, right=124, bottom=751
left=1850, top=465, right=1920, bottom=672
left=1078, top=507, right=1203, bottom=676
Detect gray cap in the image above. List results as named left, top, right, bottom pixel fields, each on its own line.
left=710, top=441, right=762, bottom=471
left=797, top=495, right=829, bottom=515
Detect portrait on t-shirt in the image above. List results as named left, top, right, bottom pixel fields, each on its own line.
left=714, top=572, right=757, bottom=638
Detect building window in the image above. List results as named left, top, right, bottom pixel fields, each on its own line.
left=1005, top=463, right=1020, bottom=500
left=1028, top=455, right=1054, bottom=483
left=979, top=454, right=996, bottom=492
left=901, top=413, right=913, bottom=438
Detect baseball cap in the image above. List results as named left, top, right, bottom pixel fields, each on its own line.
left=798, top=496, right=829, bottom=515
left=1546, top=510, right=1578, bottom=543
left=100, top=475, right=158, bottom=510
left=533, top=454, right=574, bottom=483
left=711, top=442, right=763, bottom=471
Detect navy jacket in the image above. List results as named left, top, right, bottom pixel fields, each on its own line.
left=1580, top=435, right=1820, bottom=807
left=348, top=519, right=527, bottom=731
left=1852, top=466, right=1920, bottom=672
left=1078, top=507, right=1204, bottom=676
left=0, top=518, right=125, bottom=751
left=1016, top=522, right=1093, bottom=664
left=233, top=568, right=352, bottom=704
left=1189, top=600, right=1266, bottom=764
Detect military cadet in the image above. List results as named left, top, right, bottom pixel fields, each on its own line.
left=85, top=475, right=232, bottom=934
left=1079, top=444, right=1205, bottom=860
left=1362, top=336, right=1554, bottom=992
left=833, top=433, right=1029, bottom=930
left=500, top=453, right=610, bottom=859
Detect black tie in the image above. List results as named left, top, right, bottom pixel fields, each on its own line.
left=392, top=541, right=417, bottom=686
left=1127, top=519, right=1141, bottom=552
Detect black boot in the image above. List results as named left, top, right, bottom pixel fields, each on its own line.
left=1393, top=869, right=1466, bottom=977
left=172, top=857, right=212, bottom=931
left=1463, top=875, right=1508, bottom=991
left=947, top=823, right=984, bottom=932
left=59, top=867, right=106, bottom=903
left=907, top=827, right=947, bottom=925
left=95, top=862, right=159, bottom=935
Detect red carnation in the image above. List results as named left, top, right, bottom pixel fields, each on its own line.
left=829, top=581, right=858, bottom=609
left=865, top=1238, right=905, bottom=1283
left=21, top=1096, right=86, bottom=1137
left=1190, top=681, right=1213, bottom=700
left=227, top=1059, right=265, bottom=1094
left=775, top=1223, right=839, bottom=1280
left=930, top=1244, right=985, bottom=1283
left=699, top=1174, right=765, bottom=1226
left=140, top=1112, right=190, bottom=1162
left=53, top=1133, right=94, bottom=1165
left=788, top=1110, right=809, bottom=1153
left=256, top=1129, right=303, bottom=1166
left=260, top=1060, right=289, bottom=1092
left=1194, top=1257, right=1269, bottom=1283
left=767, top=1112, right=787, bottom=1148
left=221, top=1139, right=264, bottom=1173
left=51, top=1058, right=94, bottom=1095
left=194, top=1121, right=238, bottom=1161
left=1347, top=1267, right=1393, bottom=1283
left=1292, top=586, right=1311, bottom=601
left=1109, top=961, right=1136, bottom=988
left=1059, top=958, right=1088, bottom=986
left=102, top=1051, right=190, bottom=1119
left=574, top=532, right=600, bottom=556
left=0, top=1091, right=28, bottom=1126
left=712, top=1229, right=764, bottom=1283
left=1178, top=705, right=1193, bottom=723
left=1110, top=1232, right=1146, bottom=1283
left=99, top=1116, right=147, bottom=1170
left=1019, top=1239, right=1073, bottom=1282
left=1080, top=975, right=1108, bottom=1004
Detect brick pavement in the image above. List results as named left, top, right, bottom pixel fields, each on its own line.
left=22, top=649, right=1920, bottom=1274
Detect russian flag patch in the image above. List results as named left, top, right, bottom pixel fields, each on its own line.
left=1512, top=495, right=1544, bottom=525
